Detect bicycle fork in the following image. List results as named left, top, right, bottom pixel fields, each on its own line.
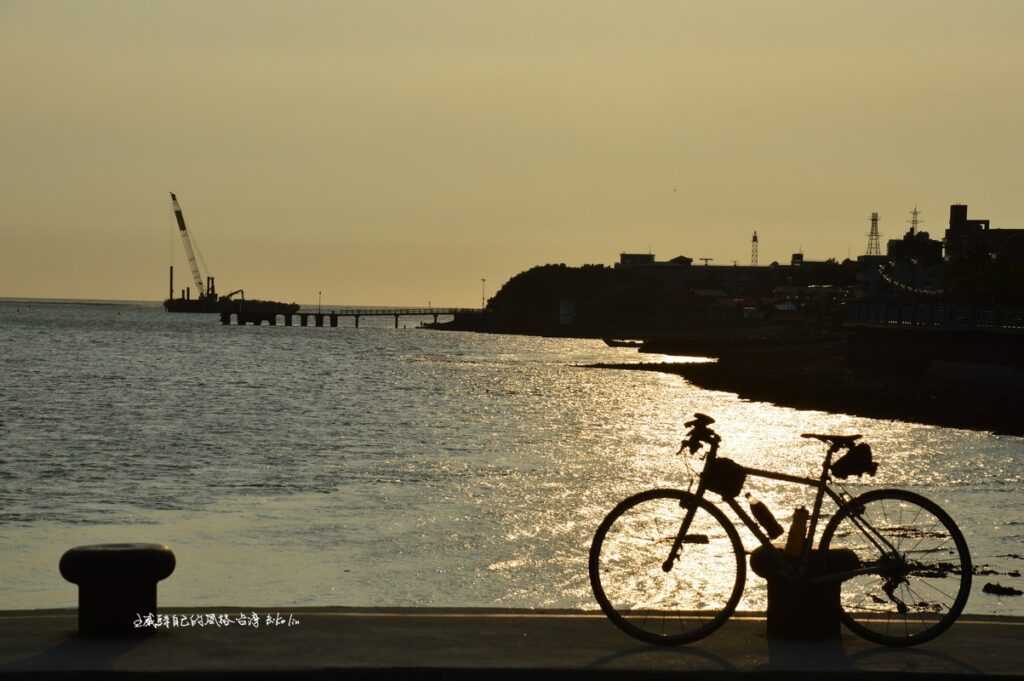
left=662, top=490, right=708, bottom=572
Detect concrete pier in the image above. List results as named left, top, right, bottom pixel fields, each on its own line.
left=0, top=609, right=1020, bottom=679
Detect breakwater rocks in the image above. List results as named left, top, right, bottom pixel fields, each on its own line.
left=584, top=341, right=1022, bottom=436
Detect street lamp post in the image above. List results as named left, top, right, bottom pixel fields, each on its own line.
left=318, top=290, right=322, bottom=315
left=481, top=278, right=486, bottom=309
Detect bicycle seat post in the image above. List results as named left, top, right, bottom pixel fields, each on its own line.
left=798, top=440, right=846, bottom=574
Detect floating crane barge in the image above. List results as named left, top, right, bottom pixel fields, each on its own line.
left=163, top=192, right=299, bottom=316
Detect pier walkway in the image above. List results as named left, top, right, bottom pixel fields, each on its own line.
left=221, top=307, right=482, bottom=328
left=1, top=608, right=1021, bottom=679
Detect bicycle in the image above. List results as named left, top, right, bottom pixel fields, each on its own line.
left=589, top=413, right=972, bottom=647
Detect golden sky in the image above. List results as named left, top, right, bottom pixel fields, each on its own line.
left=3, top=1, right=1022, bottom=306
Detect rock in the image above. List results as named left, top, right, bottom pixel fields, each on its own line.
left=983, top=582, right=1023, bottom=596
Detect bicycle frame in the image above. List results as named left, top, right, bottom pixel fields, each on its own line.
left=668, top=440, right=902, bottom=584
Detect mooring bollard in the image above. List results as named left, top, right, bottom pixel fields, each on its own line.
left=750, top=546, right=859, bottom=640
left=59, top=543, right=176, bottom=637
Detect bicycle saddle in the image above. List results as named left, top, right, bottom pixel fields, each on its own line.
left=801, top=433, right=862, bottom=448
left=685, top=413, right=715, bottom=427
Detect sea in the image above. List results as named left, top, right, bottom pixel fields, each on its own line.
left=1, top=299, right=1021, bottom=614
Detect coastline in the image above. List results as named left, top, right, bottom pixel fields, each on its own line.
left=583, top=340, right=1022, bottom=436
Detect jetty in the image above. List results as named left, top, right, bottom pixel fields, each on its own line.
left=220, top=307, right=481, bottom=328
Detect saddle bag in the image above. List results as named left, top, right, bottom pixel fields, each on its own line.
left=830, top=443, right=878, bottom=479
left=703, top=457, right=746, bottom=498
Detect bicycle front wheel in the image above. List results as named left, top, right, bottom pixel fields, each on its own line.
left=819, top=489, right=972, bottom=646
left=589, top=489, right=746, bottom=645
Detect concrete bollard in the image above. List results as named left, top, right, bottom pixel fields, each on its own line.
left=750, top=546, right=859, bottom=640
left=59, top=543, right=175, bottom=637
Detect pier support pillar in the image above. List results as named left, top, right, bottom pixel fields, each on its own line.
left=330, top=314, right=338, bottom=328
left=394, top=315, right=399, bottom=329
left=300, top=315, right=308, bottom=327
left=269, top=316, right=277, bottom=326
left=220, top=312, right=230, bottom=325
left=355, top=316, right=360, bottom=328
left=750, top=547, right=859, bottom=640
left=315, top=314, right=324, bottom=327
left=433, top=314, right=439, bottom=324
left=284, top=315, right=292, bottom=327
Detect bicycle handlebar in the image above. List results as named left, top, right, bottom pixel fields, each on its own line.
left=681, top=413, right=720, bottom=455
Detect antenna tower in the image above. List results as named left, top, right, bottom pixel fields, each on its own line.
left=866, top=212, right=882, bottom=256
left=908, top=205, right=921, bottom=235
left=751, top=230, right=759, bottom=265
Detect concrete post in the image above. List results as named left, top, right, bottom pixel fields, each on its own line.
left=59, top=543, right=176, bottom=637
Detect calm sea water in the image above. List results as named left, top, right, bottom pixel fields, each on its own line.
left=1, top=300, right=1021, bottom=614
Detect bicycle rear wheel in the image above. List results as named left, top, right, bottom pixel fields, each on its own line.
left=819, top=489, right=972, bottom=646
left=589, top=489, right=746, bottom=645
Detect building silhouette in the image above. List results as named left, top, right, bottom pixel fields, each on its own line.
left=944, top=204, right=1024, bottom=262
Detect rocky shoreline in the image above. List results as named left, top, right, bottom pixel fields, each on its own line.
left=583, top=340, right=1022, bottom=436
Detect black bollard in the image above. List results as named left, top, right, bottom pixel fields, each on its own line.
left=59, top=543, right=176, bottom=637
left=749, top=546, right=859, bottom=640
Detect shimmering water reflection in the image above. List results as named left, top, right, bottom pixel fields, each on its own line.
left=0, top=301, right=1021, bottom=614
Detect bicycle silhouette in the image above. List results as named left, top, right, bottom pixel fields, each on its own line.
left=589, top=413, right=972, bottom=646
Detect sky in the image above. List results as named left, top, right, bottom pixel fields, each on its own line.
left=3, top=1, right=1023, bottom=307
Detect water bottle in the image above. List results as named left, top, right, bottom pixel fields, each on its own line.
left=784, top=506, right=809, bottom=557
left=746, top=492, right=784, bottom=539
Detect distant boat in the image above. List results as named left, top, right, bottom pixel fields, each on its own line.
left=163, top=296, right=299, bottom=316
left=602, top=338, right=644, bottom=348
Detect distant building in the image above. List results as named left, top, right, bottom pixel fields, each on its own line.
left=616, top=253, right=657, bottom=268
left=887, top=229, right=943, bottom=264
left=944, top=204, right=1024, bottom=262
left=616, top=253, right=692, bottom=268
left=614, top=252, right=784, bottom=294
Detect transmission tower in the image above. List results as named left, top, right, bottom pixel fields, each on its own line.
left=866, top=212, right=882, bottom=256
left=751, top=230, right=759, bottom=265
left=908, top=205, right=921, bottom=235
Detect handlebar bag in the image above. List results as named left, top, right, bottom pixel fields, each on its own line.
left=703, top=457, right=746, bottom=498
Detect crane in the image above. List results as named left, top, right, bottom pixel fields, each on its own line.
left=170, top=192, right=214, bottom=299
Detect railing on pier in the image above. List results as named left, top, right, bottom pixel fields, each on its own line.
left=846, top=302, right=1024, bottom=331
left=221, top=307, right=483, bottom=328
